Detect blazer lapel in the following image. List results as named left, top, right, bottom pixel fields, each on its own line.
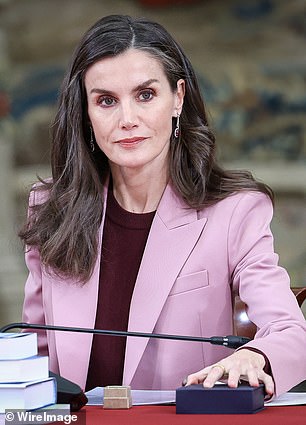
left=123, top=184, right=207, bottom=385
left=49, top=184, right=109, bottom=389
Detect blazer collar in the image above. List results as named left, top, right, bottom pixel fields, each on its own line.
left=123, top=183, right=207, bottom=384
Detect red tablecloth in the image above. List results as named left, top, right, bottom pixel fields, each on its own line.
left=70, top=404, right=305, bottom=425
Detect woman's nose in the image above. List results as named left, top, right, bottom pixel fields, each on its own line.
left=119, top=102, right=139, bottom=130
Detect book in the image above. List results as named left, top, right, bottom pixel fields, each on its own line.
left=0, top=333, right=37, bottom=360
left=0, top=377, right=57, bottom=413
left=0, top=355, right=49, bottom=383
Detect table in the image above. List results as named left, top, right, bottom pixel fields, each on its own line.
left=70, top=405, right=305, bottom=425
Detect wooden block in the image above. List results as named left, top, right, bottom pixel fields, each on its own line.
left=104, top=386, right=131, bottom=398
left=103, top=386, right=132, bottom=409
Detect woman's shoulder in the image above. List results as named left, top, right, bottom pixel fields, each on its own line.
left=224, top=190, right=271, bottom=205
left=28, top=178, right=52, bottom=206
left=199, top=190, right=272, bottom=217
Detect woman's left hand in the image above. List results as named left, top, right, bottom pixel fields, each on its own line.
left=184, top=349, right=274, bottom=397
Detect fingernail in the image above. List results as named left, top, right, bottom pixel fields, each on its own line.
left=203, top=381, right=213, bottom=388
left=182, top=378, right=188, bottom=386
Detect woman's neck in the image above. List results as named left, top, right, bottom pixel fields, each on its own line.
left=110, top=165, right=169, bottom=213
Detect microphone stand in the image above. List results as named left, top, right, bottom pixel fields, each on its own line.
left=1, top=323, right=264, bottom=414
left=0, top=322, right=251, bottom=349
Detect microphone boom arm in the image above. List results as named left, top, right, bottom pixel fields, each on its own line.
left=0, top=322, right=251, bottom=349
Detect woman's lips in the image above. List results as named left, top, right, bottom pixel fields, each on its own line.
left=116, top=137, right=147, bottom=147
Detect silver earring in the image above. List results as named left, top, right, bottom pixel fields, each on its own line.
left=90, top=127, right=95, bottom=152
left=174, top=113, right=180, bottom=139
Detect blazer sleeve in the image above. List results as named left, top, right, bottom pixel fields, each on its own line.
left=228, top=191, right=306, bottom=396
left=22, top=188, right=49, bottom=356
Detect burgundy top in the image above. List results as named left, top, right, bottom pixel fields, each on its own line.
left=85, top=187, right=155, bottom=391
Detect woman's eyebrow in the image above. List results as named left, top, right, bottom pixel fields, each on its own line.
left=133, top=79, right=159, bottom=92
left=89, top=79, right=159, bottom=95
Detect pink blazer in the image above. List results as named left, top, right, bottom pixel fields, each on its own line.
left=22, top=183, right=306, bottom=396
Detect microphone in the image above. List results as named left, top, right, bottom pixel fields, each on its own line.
left=0, top=322, right=251, bottom=349
left=0, top=322, right=258, bottom=414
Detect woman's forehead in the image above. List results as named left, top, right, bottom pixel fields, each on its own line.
left=84, top=49, right=168, bottom=90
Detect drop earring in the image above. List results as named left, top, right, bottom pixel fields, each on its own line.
left=174, top=113, right=180, bottom=139
left=90, top=127, right=95, bottom=152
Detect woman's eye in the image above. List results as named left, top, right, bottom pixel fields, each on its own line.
left=98, top=96, right=116, bottom=107
left=138, top=90, right=154, bottom=101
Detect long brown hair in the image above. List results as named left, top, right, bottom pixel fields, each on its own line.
left=19, top=15, right=273, bottom=282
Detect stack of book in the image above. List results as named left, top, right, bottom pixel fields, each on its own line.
left=0, top=332, right=56, bottom=413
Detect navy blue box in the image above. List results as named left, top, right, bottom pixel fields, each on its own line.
left=176, top=383, right=265, bottom=414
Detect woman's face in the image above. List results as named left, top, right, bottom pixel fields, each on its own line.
left=85, top=49, right=184, bottom=177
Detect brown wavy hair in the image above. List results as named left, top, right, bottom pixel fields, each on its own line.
left=19, top=15, right=273, bottom=282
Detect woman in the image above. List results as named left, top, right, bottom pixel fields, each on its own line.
left=20, top=15, right=306, bottom=397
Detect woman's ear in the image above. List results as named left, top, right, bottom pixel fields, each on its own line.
left=175, top=78, right=185, bottom=114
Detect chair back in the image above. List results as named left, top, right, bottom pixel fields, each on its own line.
left=233, top=287, right=306, bottom=339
